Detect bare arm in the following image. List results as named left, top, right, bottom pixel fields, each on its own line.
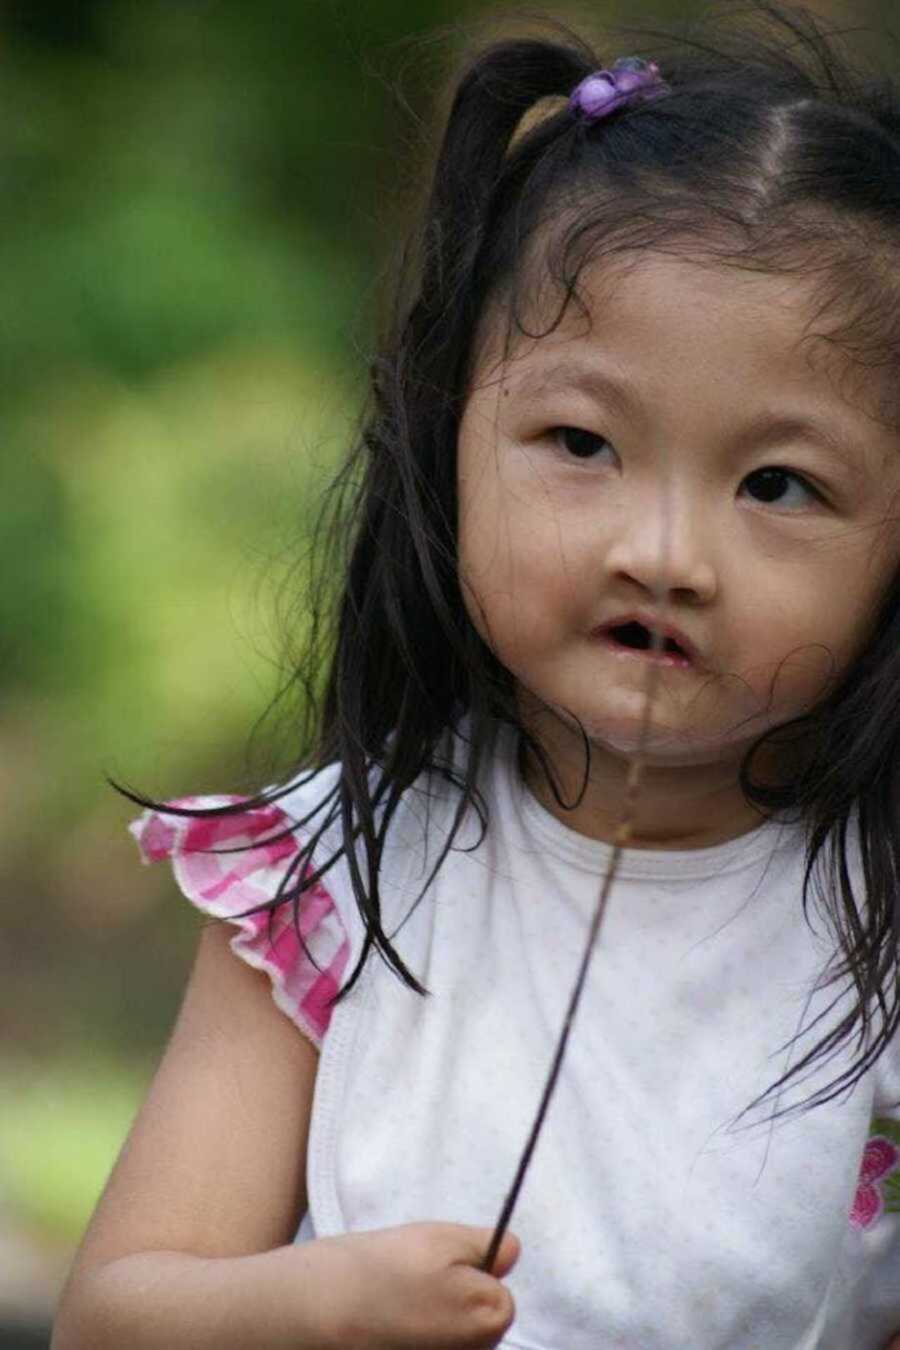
left=52, top=918, right=321, bottom=1346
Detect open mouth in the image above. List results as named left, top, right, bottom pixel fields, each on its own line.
left=604, top=621, right=691, bottom=664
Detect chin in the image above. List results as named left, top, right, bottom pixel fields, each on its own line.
left=558, top=706, right=750, bottom=768
left=591, top=727, right=719, bottom=766
left=518, top=681, right=767, bottom=765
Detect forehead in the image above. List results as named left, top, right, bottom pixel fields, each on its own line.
left=465, top=251, right=900, bottom=479
left=478, top=252, right=832, bottom=387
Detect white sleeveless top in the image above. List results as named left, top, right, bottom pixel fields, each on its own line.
left=131, top=722, right=900, bottom=1349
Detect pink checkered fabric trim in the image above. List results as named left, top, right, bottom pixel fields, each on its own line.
left=128, top=795, right=350, bottom=1048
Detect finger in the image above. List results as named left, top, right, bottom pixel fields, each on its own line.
left=446, top=1225, right=521, bottom=1275
left=487, top=1230, right=520, bottom=1279
left=445, top=1268, right=516, bottom=1350
left=472, top=1226, right=520, bottom=1277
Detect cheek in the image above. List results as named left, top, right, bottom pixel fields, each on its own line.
left=458, top=455, right=590, bottom=646
left=727, top=562, right=882, bottom=713
left=457, top=455, right=504, bottom=585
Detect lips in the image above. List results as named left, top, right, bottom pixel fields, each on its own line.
left=592, top=612, right=700, bottom=666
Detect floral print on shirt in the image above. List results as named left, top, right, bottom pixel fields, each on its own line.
left=851, top=1117, right=900, bottom=1230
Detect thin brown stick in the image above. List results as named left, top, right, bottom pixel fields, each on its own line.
left=480, top=490, right=673, bottom=1275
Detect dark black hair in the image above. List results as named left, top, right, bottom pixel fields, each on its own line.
left=114, top=1, right=900, bottom=1125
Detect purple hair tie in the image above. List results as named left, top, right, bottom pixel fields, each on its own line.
left=569, top=56, right=669, bottom=122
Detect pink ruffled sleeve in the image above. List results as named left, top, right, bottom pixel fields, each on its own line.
left=128, top=795, right=351, bottom=1049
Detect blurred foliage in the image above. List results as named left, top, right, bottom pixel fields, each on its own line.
left=0, top=0, right=487, bottom=1264
left=0, top=0, right=887, bottom=1300
left=0, top=0, right=520, bottom=1267
left=0, top=1052, right=154, bottom=1243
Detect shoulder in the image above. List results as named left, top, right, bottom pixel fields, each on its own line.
left=128, top=761, right=352, bottom=1048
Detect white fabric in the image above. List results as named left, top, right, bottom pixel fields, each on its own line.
left=280, top=723, right=900, bottom=1349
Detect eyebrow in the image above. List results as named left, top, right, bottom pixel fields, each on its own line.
left=519, top=362, right=636, bottom=421
left=516, top=360, right=875, bottom=479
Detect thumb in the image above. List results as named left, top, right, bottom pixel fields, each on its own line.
left=885, top=1339, right=900, bottom=1350
left=489, top=1229, right=521, bottom=1278
left=469, top=1227, right=521, bottom=1278
left=443, top=1222, right=522, bottom=1277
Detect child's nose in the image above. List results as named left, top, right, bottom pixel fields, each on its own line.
left=603, top=493, right=717, bottom=604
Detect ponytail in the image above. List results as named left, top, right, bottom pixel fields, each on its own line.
left=415, top=38, right=590, bottom=332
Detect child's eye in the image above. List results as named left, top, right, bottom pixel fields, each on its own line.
left=741, top=466, right=822, bottom=509
left=553, top=426, right=616, bottom=460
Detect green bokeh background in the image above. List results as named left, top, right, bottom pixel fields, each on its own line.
left=0, top=0, right=887, bottom=1334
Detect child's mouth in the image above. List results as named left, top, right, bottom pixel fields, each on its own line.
left=595, top=621, right=694, bottom=669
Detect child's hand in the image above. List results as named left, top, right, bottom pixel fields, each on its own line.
left=311, top=1220, right=520, bottom=1349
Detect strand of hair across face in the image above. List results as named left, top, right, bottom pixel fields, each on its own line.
left=480, top=488, right=673, bottom=1275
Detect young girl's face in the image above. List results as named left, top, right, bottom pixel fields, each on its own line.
left=457, top=252, right=900, bottom=783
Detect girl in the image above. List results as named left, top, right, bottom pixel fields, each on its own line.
left=52, top=3, right=900, bottom=1346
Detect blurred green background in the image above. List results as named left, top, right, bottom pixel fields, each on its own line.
left=0, top=0, right=886, bottom=1340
